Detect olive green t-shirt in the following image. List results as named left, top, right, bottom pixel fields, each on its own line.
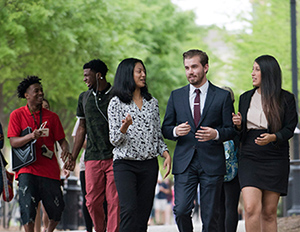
left=76, top=84, right=114, bottom=161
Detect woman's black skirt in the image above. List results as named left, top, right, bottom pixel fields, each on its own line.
left=238, top=129, right=289, bottom=196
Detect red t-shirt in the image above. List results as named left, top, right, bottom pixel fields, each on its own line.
left=7, top=105, right=65, bottom=180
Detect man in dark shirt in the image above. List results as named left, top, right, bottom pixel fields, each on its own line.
left=65, top=59, right=119, bottom=232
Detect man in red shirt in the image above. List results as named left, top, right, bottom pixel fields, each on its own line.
left=7, top=76, right=71, bottom=232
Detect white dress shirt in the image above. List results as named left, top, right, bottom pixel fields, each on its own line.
left=189, top=81, right=209, bottom=116
left=173, top=81, right=219, bottom=140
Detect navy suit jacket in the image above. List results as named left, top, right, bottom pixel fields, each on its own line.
left=162, top=82, right=236, bottom=175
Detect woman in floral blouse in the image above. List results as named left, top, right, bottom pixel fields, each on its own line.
left=108, top=58, right=171, bottom=232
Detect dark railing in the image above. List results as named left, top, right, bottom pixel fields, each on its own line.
left=282, top=160, right=300, bottom=216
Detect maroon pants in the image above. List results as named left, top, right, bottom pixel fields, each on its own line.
left=85, top=159, right=120, bottom=232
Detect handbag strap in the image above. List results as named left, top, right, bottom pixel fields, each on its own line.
left=0, top=153, right=9, bottom=202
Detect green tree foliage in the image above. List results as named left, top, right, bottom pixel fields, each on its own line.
left=0, top=0, right=88, bottom=128
left=0, top=0, right=212, bottom=169
left=0, top=0, right=207, bottom=124
left=227, top=0, right=300, bottom=101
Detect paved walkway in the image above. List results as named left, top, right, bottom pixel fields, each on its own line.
left=59, top=220, right=246, bottom=232
left=1, top=220, right=246, bottom=232
left=148, top=220, right=246, bottom=231
left=67, top=220, right=245, bottom=232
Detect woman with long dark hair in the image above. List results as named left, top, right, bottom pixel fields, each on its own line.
left=108, top=58, right=171, bottom=232
left=232, top=55, right=298, bottom=231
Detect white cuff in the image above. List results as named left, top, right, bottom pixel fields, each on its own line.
left=214, top=129, right=219, bottom=140
left=173, top=127, right=179, bottom=138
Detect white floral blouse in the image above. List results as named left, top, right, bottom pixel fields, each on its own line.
left=108, top=96, right=168, bottom=161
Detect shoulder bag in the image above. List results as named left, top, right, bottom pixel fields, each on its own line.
left=11, top=127, right=36, bottom=171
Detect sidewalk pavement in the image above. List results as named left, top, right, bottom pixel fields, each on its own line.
left=58, top=220, right=246, bottom=232
left=147, top=220, right=246, bottom=232
left=0, top=220, right=246, bottom=232
left=67, top=220, right=245, bottom=232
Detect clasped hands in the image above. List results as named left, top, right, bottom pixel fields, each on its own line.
left=61, top=151, right=75, bottom=171
left=176, top=121, right=217, bottom=142
left=231, top=112, right=276, bottom=146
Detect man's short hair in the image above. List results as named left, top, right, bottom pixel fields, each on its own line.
left=183, top=49, right=209, bottom=67
left=221, top=86, right=235, bottom=103
left=17, top=76, right=42, bottom=98
left=83, top=59, right=108, bottom=77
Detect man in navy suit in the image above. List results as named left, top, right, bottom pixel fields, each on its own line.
left=162, top=49, right=235, bottom=232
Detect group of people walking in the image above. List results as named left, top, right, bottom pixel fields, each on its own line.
left=0, top=48, right=298, bottom=232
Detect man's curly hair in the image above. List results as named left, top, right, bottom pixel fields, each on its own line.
left=17, top=76, right=42, bottom=98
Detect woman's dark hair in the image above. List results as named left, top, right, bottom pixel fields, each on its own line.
left=255, top=55, right=283, bottom=133
left=43, top=98, right=50, bottom=110
left=112, top=58, right=152, bottom=104
left=17, top=76, right=42, bottom=98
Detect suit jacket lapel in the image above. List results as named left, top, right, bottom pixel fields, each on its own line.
left=241, top=88, right=256, bottom=130
left=182, top=85, right=194, bottom=128
left=199, top=82, right=216, bottom=125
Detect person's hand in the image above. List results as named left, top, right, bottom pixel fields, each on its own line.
left=122, top=113, right=132, bottom=125
left=162, top=151, right=171, bottom=179
left=63, top=154, right=76, bottom=171
left=0, top=133, right=4, bottom=141
left=175, top=122, right=191, bottom=136
left=62, top=169, right=70, bottom=178
left=60, top=150, right=71, bottom=163
left=120, top=114, right=133, bottom=134
left=195, top=126, right=217, bottom=142
left=255, top=133, right=277, bottom=146
left=31, top=129, right=43, bottom=140
left=232, top=112, right=242, bottom=130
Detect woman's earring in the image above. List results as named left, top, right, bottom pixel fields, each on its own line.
left=100, top=76, right=103, bottom=80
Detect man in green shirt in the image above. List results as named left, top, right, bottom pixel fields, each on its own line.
left=66, top=59, right=119, bottom=232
